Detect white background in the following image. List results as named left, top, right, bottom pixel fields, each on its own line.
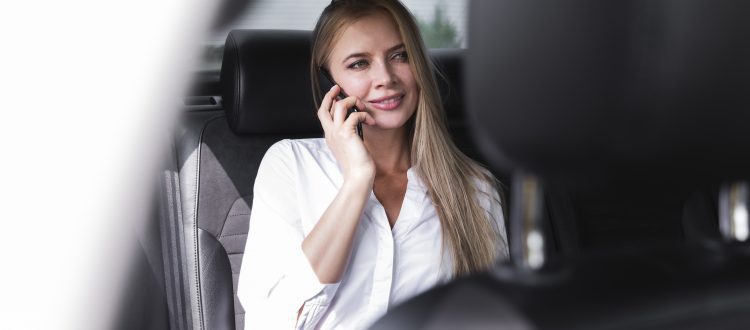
left=0, top=1, right=215, bottom=328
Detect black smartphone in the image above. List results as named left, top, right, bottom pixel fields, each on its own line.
left=319, top=69, right=364, bottom=140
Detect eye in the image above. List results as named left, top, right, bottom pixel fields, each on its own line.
left=391, top=51, right=408, bottom=62
left=348, top=59, right=369, bottom=70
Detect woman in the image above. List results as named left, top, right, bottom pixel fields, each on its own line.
left=237, top=1, right=508, bottom=329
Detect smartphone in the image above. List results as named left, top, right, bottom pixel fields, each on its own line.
left=319, top=69, right=364, bottom=140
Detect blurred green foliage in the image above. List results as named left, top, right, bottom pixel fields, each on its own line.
left=418, top=4, right=461, bottom=48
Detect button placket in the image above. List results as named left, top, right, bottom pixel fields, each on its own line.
left=367, top=202, right=395, bottom=321
left=392, top=168, right=427, bottom=238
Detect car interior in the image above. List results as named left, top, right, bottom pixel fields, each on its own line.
left=114, top=1, right=750, bottom=329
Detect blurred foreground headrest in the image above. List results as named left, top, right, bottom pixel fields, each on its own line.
left=467, top=0, right=750, bottom=187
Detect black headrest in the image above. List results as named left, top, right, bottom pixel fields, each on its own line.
left=431, top=48, right=465, bottom=121
left=220, top=29, right=467, bottom=136
left=466, top=1, right=750, bottom=187
left=220, top=30, right=320, bottom=135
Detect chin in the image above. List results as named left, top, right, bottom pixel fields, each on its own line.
left=372, top=122, right=407, bottom=131
left=370, top=112, right=413, bottom=130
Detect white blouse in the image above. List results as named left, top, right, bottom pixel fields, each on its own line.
left=237, top=138, right=508, bottom=330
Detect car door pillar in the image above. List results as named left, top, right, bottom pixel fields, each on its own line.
left=509, top=171, right=547, bottom=270
left=719, top=181, right=750, bottom=242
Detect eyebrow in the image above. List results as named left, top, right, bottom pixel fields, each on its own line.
left=342, top=43, right=405, bottom=63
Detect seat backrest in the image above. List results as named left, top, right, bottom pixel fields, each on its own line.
left=171, top=29, right=476, bottom=330
left=174, top=30, right=319, bottom=330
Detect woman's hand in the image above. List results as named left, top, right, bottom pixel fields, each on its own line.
left=317, top=85, right=376, bottom=184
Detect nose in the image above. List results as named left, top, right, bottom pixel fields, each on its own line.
left=371, top=60, right=397, bottom=88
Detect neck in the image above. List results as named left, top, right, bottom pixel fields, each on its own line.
left=363, top=126, right=411, bottom=175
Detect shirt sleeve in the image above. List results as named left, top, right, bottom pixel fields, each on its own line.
left=237, top=140, right=340, bottom=330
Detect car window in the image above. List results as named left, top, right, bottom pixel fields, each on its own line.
left=200, top=0, right=467, bottom=70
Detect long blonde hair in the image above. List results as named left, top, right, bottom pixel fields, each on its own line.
left=310, top=0, right=506, bottom=277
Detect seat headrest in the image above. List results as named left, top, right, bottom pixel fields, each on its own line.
left=220, top=30, right=466, bottom=136
left=431, top=48, right=465, bottom=121
left=220, top=30, right=320, bottom=135
left=466, top=1, right=750, bottom=187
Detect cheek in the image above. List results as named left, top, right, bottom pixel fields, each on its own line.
left=399, top=69, right=418, bottom=103
left=399, top=69, right=419, bottom=103
left=338, top=76, right=369, bottom=98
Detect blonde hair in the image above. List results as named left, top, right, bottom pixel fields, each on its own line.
left=310, top=0, right=506, bottom=276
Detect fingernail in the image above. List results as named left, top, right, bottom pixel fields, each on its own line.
left=330, top=85, right=337, bottom=91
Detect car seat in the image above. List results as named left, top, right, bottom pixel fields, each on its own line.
left=164, top=29, right=494, bottom=330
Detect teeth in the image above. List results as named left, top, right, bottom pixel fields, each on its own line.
left=377, top=96, right=401, bottom=104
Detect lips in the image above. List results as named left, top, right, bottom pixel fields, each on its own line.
left=368, top=94, right=404, bottom=111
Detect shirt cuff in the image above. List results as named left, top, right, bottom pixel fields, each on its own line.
left=268, top=244, right=341, bottom=317
left=287, top=246, right=340, bottom=305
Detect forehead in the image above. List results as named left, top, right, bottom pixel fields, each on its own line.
left=330, top=11, right=403, bottom=58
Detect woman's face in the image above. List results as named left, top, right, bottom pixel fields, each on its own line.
left=326, top=11, right=418, bottom=132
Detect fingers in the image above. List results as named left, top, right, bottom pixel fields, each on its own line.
left=333, top=96, right=369, bottom=123
left=318, top=85, right=372, bottom=138
left=332, top=95, right=354, bottom=124
left=344, top=111, right=375, bottom=128
left=316, top=85, right=339, bottom=130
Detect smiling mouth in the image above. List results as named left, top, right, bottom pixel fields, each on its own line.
left=368, top=94, right=404, bottom=111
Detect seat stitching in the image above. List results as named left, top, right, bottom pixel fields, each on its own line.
left=193, top=119, right=205, bottom=330
left=219, top=194, right=251, bottom=236
left=219, top=233, right=248, bottom=238
left=193, top=114, right=226, bottom=330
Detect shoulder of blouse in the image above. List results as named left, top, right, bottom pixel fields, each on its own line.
left=268, top=138, right=329, bottom=157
